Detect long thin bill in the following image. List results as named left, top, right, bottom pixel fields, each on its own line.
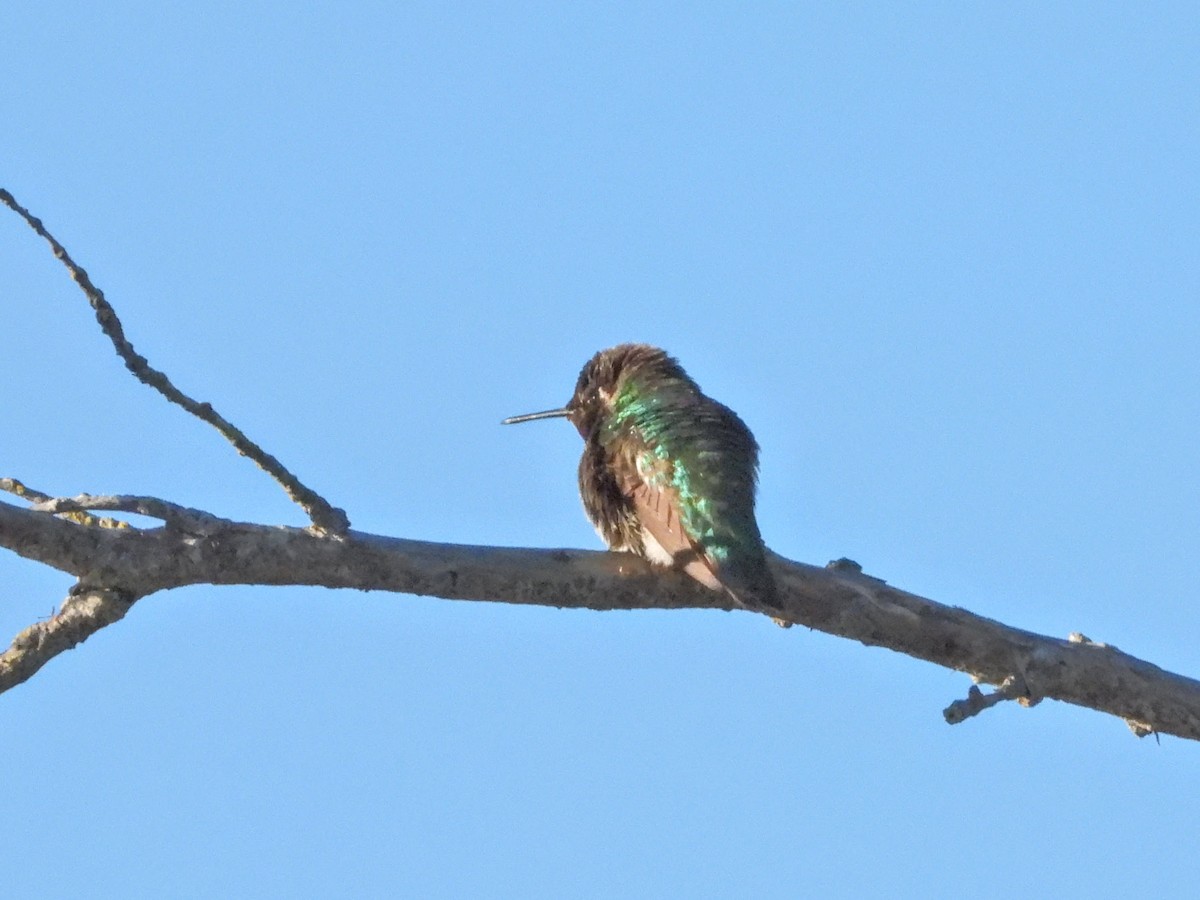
left=501, top=407, right=571, bottom=425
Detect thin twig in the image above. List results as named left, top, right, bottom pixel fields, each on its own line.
left=30, top=494, right=228, bottom=533
left=0, top=188, right=349, bottom=534
left=0, top=477, right=129, bottom=529
left=943, top=675, right=1038, bottom=725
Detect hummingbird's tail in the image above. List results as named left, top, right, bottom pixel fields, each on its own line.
left=715, top=553, right=786, bottom=620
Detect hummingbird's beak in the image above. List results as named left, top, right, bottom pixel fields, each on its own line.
left=501, top=407, right=572, bottom=425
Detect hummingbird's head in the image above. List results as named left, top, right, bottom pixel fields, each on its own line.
left=503, top=343, right=689, bottom=438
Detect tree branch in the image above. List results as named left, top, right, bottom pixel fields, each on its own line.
left=2, top=495, right=1198, bottom=740
left=1, top=586, right=135, bottom=694
left=1, top=478, right=131, bottom=530
left=0, top=188, right=348, bottom=534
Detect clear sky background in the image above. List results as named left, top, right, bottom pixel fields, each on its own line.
left=3, top=4, right=1199, bottom=898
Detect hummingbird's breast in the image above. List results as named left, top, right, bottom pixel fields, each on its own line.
left=577, top=434, right=642, bottom=554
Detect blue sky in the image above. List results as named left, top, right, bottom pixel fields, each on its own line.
left=3, top=3, right=1199, bottom=897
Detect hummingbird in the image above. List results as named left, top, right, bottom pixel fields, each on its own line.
left=503, top=343, right=782, bottom=616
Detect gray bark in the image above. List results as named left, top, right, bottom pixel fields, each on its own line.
left=2, top=497, right=1197, bottom=740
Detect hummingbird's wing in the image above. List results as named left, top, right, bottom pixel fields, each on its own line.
left=618, top=450, right=725, bottom=592
left=614, top=404, right=782, bottom=615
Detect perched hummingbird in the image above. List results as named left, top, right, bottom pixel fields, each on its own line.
left=503, top=343, right=782, bottom=615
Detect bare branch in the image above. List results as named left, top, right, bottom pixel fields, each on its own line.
left=0, top=587, right=136, bottom=695
left=944, top=675, right=1039, bottom=725
left=29, top=493, right=229, bottom=533
left=1, top=478, right=130, bottom=529
left=2, top=495, right=1199, bottom=740
left=0, top=188, right=348, bottom=534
